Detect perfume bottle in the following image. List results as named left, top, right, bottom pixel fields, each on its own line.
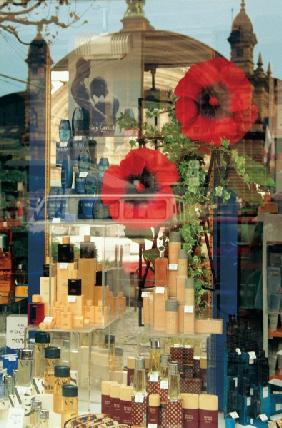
left=132, top=356, right=147, bottom=427
left=34, top=331, right=50, bottom=378
left=105, top=335, right=116, bottom=371
left=78, top=144, right=91, bottom=172
left=148, top=394, right=160, bottom=427
left=30, top=399, right=42, bottom=428
left=44, top=346, right=61, bottom=393
left=155, top=248, right=168, bottom=286
left=61, top=384, right=78, bottom=428
left=168, top=362, right=180, bottom=402
left=53, top=365, right=71, bottom=414
left=15, top=349, right=33, bottom=386
left=159, top=354, right=169, bottom=403
left=59, top=119, right=71, bottom=142
left=61, top=154, right=73, bottom=190
left=133, top=357, right=147, bottom=395
left=120, top=385, right=133, bottom=425
left=149, top=338, right=161, bottom=375
left=39, top=409, right=49, bottom=427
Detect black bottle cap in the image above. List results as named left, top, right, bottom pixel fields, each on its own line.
left=62, top=384, right=78, bottom=397
left=96, top=271, right=103, bottom=286
left=45, top=346, right=60, bottom=359
left=35, top=331, right=50, bottom=344
left=54, top=365, right=70, bottom=378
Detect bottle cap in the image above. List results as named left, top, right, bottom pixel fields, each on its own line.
left=160, top=354, right=170, bottom=367
left=62, top=384, right=78, bottom=398
left=178, top=249, right=187, bottom=259
left=165, top=298, right=179, bottom=312
left=54, top=365, right=70, bottom=378
left=35, top=331, right=50, bottom=345
left=168, top=362, right=179, bottom=376
left=149, top=394, right=160, bottom=407
left=169, top=231, right=181, bottom=242
left=135, top=356, right=145, bottom=370
left=150, top=338, right=160, bottom=349
left=45, top=346, right=60, bottom=359
left=39, top=410, right=49, bottom=420
left=185, top=278, right=194, bottom=289
left=19, top=349, right=33, bottom=360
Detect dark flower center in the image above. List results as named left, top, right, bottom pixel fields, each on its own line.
left=197, top=84, right=229, bottom=118
left=126, top=167, right=159, bottom=202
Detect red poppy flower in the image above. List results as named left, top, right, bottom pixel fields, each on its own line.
left=175, top=57, right=258, bottom=146
left=101, top=148, right=179, bottom=229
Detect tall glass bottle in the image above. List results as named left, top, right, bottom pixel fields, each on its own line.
left=132, top=356, right=147, bottom=427
left=30, top=400, right=42, bottom=428
left=168, top=362, right=180, bottom=402
left=53, top=365, right=71, bottom=414
left=15, top=349, right=33, bottom=386
left=133, top=357, right=147, bottom=395
left=44, top=346, right=60, bottom=393
left=61, top=384, right=78, bottom=428
left=159, top=354, right=169, bottom=403
left=149, top=338, right=161, bottom=376
left=34, top=331, right=50, bottom=378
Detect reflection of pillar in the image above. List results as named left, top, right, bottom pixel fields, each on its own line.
left=26, top=32, right=52, bottom=301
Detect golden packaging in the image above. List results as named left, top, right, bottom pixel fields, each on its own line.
left=61, top=384, right=78, bottom=428
left=53, top=365, right=71, bottom=414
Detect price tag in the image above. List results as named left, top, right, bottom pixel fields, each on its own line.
left=79, top=171, right=88, bottom=178
left=149, top=373, right=159, bottom=382
left=233, top=377, right=238, bottom=388
left=229, top=411, right=239, bottom=420
left=6, top=407, right=25, bottom=428
left=73, top=136, right=83, bottom=141
left=155, top=287, right=165, bottom=294
left=135, top=392, right=145, bottom=403
left=60, top=142, right=68, bottom=148
left=6, top=315, right=28, bottom=350
left=250, top=419, right=254, bottom=425
left=59, top=263, right=68, bottom=269
left=248, top=351, right=256, bottom=364
left=148, top=425, right=158, bottom=428
left=168, top=263, right=178, bottom=270
left=246, top=397, right=251, bottom=406
left=235, top=348, right=241, bottom=355
left=263, top=386, right=269, bottom=398
left=184, top=305, right=194, bottom=313
left=141, top=292, right=150, bottom=298
left=68, top=295, right=76, bottom=303
left=250, top=387, right=253, bottom=396
left=43, top=316, right=53, bottom=325
left=258, top=414, right=268, bottom=422
left=52, top=218, right=61, bottom=223
left=160, top=380, right=168, bottom=390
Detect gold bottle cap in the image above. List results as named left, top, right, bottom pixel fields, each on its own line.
left=181, top=393, right=199, bottom=409
left=199, top=394, right=218, bottom=411
left=127, top=356, right=136, bottom=370
left=120, top=385, right=133, bottom=402
left=110, top=383, right=121, bottom=399
left=149, top=394, right=160, bottom=407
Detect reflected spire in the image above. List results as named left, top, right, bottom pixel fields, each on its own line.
left=240, top=0, right=246, bottom=11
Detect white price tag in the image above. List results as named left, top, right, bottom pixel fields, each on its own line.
left=235, top=348, right=241, bottom=355
left=149, top=373, right=159, bottom=382
left=141, top=292, right=150, bottom=298
left=250, top=387, right=253, bottom=396
left=52, top=217, right=61, bottom=223
left=43, top=316, right=53, bottom=325
left=229, top=411, right=239, bottom=420
left=73, top=136, right=83, bottom=141
left=6, top=315, right=28, bottom=350
left=59, top=142, right=68, bottom=148
left=135, top=392, right=145, bottom=403
left=79, top=171, right=88, bottom=178
left=233, top=377, right=238, bottom=388
left=184, top=305, right=194, bottom=313
left=250, top=419, right=254, bottom=425
left=160, top=380, right=168, bottom=390
left=168, top=263, right=178, bottom=270
left=6, top=407, right=25, bottom=428
left=258, top=414, right=268, bottom=422
left=155, top=287, right=165, bottom=294
left=68, top=295, right=76, bottom=303
left=59, top=263, right=68, bottom=269
left=263, top=386, right=269, bottom=398
left=148, top=425, right=158, bottom=428
left=248, top=351, right=256, bottom=363
left=246, top=397, right=251, bottom=406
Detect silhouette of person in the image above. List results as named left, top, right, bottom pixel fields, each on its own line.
left=71, top=58, right=92, bottom=114
left=89, top=77, right=119, bottom=133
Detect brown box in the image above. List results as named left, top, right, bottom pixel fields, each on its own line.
left=184, top=311, right=195, bottom=334
left=153, top=288, right=167, bottom=331
left=72, top=315, right=84, bottom=329
left=67, top=295, right=84, bottom=316
left=78, top=258, right=96, bottom=301
left=195, top=319, right=223, bottom=335
left=56, top=262, right=77, bottom=304
left=178, top=304, right=184, bottom=333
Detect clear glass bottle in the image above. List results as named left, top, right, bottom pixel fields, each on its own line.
left=34, top=331, right=50, bottom=378
left=30, top=399, right=42, bottom=428
left=16, top=349, right=33, bottom=386
left=53, top=365, right=71, bottom=414
left=105, top=334, right=116, bottom=371
left=133, top=356, right=146, bottom=394
left=61, top=384, right=78, bottom=428
left=149, top=338, right=161, bottom=375
left=159, top=354, right=169, bottom=403
left=44, top=346, right=60, bottom=393
left=39, top=409, right=49, bottom=427
left=168, top=362, right=180, bottom=402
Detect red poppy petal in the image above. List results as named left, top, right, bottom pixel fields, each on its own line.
left=175, top=97, right=198, bottom=127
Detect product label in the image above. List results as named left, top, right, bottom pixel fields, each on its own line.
left=160, top=380, right=168, bottom=390
left=263, top=386, right=269, bottom=398
left=250, top=387, right=253, bottom=396
left=112, top=398, right=120, bottom=422
left=184, top=305, right=194, bottom=313
left=135, top=392, right=145, bottom=403
left=60, top=142, right=68, bottom=148
left=79, top=171, right=88, bottom=178
left=183, top=409, right=199, bottom=427
left=155, top=287, right=165, bottom=294
left=141, top=292, right=150, bottom=297
left=52, top=217, right=61, bottom=223
left=229, top=411, right=239, bottom=420
left=148, top=406, right=160, bottom=424
left=149, top=373, right=159, bottom=382
left=59, top=263, right=68, bottom=269
left=68, top=295, right=76, bottom=303
left=233, top=377, right=238, bottom=388
left=148, top=425, right=158, bottom=428
left=101, top=394, right=111, bottom=416
left=246, top=397, right=251, bottom=406
left=258, top=414, right=268, bottom=422
left=6, top=407, right=25, bottom=428
left=168, top=263, right=178, bottom=270
left=120, top=401, right=132, bottom=425
left=199, top=409, right=218, bottom=426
